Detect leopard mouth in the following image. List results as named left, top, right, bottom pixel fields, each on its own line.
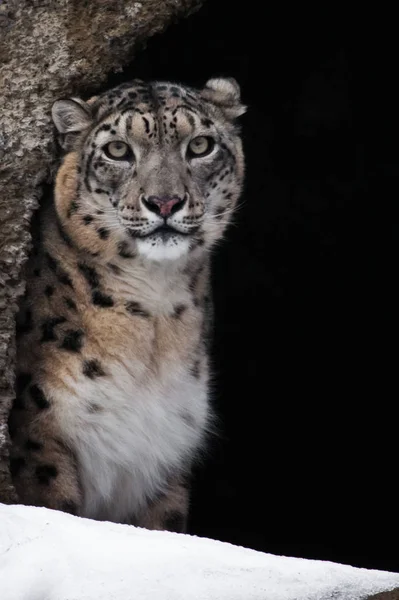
left=128, top=224, right=198, bottom=239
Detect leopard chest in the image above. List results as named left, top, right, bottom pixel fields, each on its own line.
left=54, top=303, right=209, bottom=521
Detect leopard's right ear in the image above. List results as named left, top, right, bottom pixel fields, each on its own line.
left=51, top=98, right=92, bottom=134
left=201, top=78, right=246, bottom=120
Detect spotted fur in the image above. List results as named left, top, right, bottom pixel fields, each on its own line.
left=9, top=77, right=246, bottom=529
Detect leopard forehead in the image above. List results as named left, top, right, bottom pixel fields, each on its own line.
left=83, top=80, right=236, bottom=150
left=92, top=79, right=220, bottom=124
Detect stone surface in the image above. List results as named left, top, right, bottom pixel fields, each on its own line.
left=0, top=0, right=202, bottom=503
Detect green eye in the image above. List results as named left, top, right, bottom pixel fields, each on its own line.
left=187, top=136, right=215, bottom=158
left=104, top=141, right=131, bottom=160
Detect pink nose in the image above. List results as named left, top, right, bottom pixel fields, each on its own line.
left=143, top=195, right=185, bottom=217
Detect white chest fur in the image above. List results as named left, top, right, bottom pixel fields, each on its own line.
left=50, top=256, right=210, bottom=522
left=57, top=357, right=208, bottom=523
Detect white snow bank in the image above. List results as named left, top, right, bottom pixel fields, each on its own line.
left=0, top=504, right=398, bottom=600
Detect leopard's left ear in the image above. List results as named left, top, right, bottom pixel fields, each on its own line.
left=51, top=98, right=93, bottom=134
left=201, top=77, right=247, bottom=120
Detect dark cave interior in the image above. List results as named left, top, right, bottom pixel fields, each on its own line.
left=85, top=2, right=397, bottom=571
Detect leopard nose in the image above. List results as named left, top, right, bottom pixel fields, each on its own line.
left=142, top=195, right=186, bottom=217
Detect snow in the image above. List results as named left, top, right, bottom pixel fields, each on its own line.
left=0, top=503, right=398, bottom=600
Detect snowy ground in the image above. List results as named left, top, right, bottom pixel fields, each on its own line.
left=0, top=504, right=398, bottom=600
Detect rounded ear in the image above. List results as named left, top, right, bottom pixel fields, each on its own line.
left=51, top=98, right=92, bottom=134
left=86, top=95, right=99, bottom=106
left=201, top=77, right=247, bottom=119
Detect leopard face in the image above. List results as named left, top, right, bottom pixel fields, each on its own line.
left=52, top=78, right=246, bottom=262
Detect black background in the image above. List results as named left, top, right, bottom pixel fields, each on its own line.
left=104, top=2, right=397, bottom=571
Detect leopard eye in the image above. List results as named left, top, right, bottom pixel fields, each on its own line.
left=187, top=136, right=215, bottom=159
left=103, top=141, right=132, bottom=160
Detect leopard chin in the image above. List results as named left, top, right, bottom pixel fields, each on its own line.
left=136, top=234, right=191, bottom=262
